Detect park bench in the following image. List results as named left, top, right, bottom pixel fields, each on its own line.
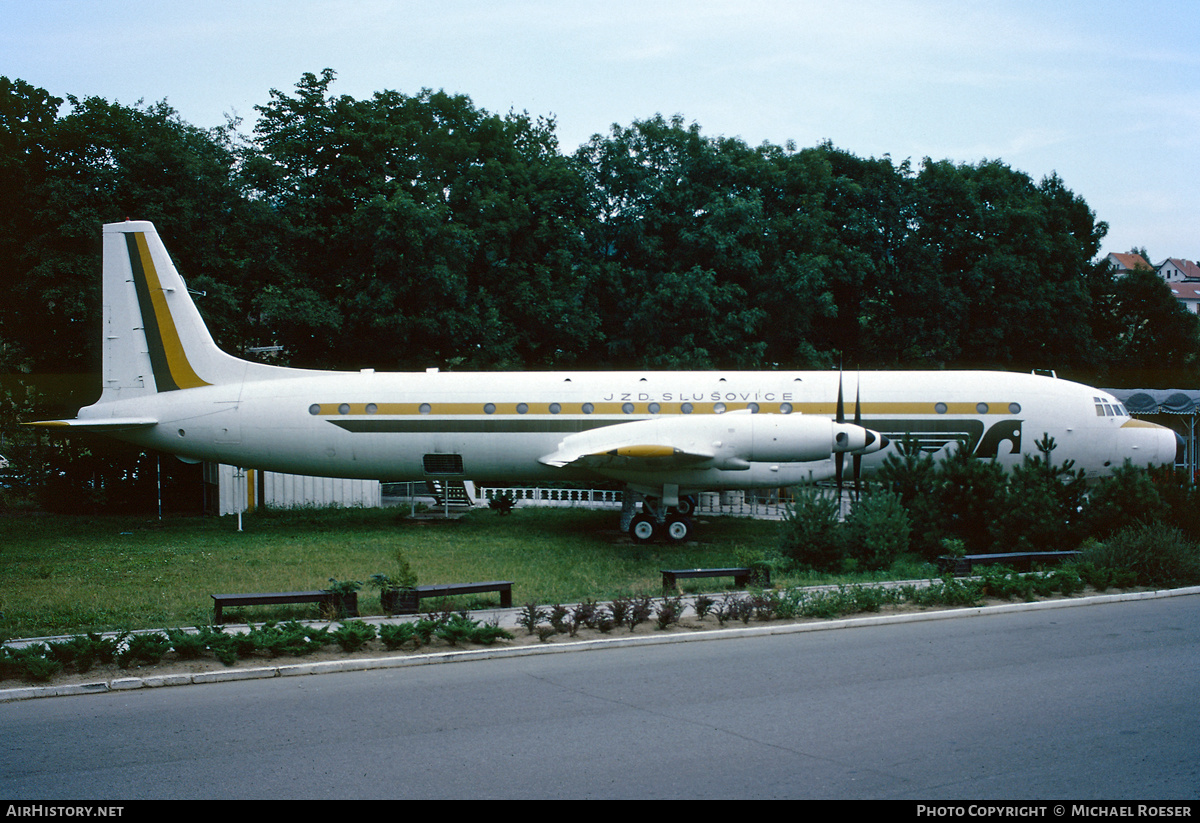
left=661, top=567, right=768, bottom=592
left=389, top=581, right=514, bottom=615
left=211, top=590, right=357, bottom=624
left=937, top=551, right=1081, bottom=576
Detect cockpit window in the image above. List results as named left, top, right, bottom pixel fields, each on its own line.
left=1094, top=397, right=1126, bottom=417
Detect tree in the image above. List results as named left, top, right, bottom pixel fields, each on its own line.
left=245, top=70, right=601, bottom=369
left=1, top=89, right=251, bottom=373
left=576, top=115, right=836, bottom=367
left=906, top=159, right=1101, bottom=371
left=1087, top=266, right=1200, bottom=384
left=990, top=434, right=1088, bottom=553
left=0, top=77, right=62, bottom=373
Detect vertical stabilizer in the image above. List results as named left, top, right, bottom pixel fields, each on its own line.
left=99, top=221, right=274, bottom=402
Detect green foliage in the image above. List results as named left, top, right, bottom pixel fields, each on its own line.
left=370, top=549, right=418, bottom=590
left=331, top=620, right=377, bottom=653
left=654, top=595, right=686, bottom=630
left=5, top=645, right=62, bottom=682
left=1081, top=460, right=1168, bottom=538
left=1146, top=465, right=1200, bottom=543
left=116, top=631, right=171, bottom=668
left=1079, top=523, right=1200, bottom=588
left=249, top=621, right=331, bottom=657
left=5, top=69, right=1186, bottom=382
left=843, top=488, right=911, bottom=571
left=488, top=492, right=516, bottom=515
left=901, top=577, right=985, bottom=608
left=990, top=436, right=1088, bottom=553
left=777, top=486, right=845, bottom=571
left=517, top=602, right=548, bottom=635
left=164, top=628, right=209, bottom=660
left=928, top=448, right=1007, bottom=555
left=325, top=578, right=362, bottom=595
left=379, top=622, right=421, bottom=650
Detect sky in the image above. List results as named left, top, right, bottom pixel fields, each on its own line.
left=4, top=0, right=1198, bottom=262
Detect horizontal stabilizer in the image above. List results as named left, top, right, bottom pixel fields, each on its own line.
left=26, top=417, right=158, bottom=432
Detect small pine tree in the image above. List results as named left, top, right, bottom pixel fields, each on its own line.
left=777, top=485, right=845, bottom=571
left=844, top=488, right=911, bottom=571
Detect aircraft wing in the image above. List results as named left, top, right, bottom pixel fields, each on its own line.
left=539, top=418, right=716, bottom=470
left=540, top=409, right=887, bottom=475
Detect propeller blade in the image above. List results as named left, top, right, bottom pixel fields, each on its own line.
left=854, top=375, right=862, bottom=501
left=837, top=368, right=845, bottom=424
left=835, top=450, right=844, bottom=502
left=836, top=366, right=845, bottom=505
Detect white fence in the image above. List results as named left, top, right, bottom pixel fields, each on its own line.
left=474, top=486, right=794, bottom=520
left=211, top=464, right=381, bottom=515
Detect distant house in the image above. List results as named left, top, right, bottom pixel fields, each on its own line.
left=1104, top=251, right=1200, bottom=314
left=1158, top=258, right=1200, bottom=282
left=1166, top=281, right=1200, bottom=315
left=1105, top=252, right=1153, bottom=274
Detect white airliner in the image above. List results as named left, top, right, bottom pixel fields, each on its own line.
left=31, top=220, right=1178, bottom=542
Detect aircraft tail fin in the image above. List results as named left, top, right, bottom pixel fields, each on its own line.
left=99, top=221, right=275, bottom=401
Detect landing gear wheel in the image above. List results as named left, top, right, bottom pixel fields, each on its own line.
left=674, top=495, right=697, bottom=517
left=664, top=516, right=692, bottom=543
left=629, top=514, right=657, bottom=544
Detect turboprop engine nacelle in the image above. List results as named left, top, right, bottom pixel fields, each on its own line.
left=724, top=412, right=887, bottom=468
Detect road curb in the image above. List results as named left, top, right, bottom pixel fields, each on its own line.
left=3, top=585, right=1198, bottom=702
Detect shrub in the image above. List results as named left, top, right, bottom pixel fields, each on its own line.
left=468, top=621, right=513, bottom=646
left=777, top=485, right=845, bottom=571
left=569, top=600, right=601, bottom=636
left=7, top=645, right=62, bottom=682
left=1081, top=461, right=1167, bottom=539
left=991, top=444, right=1087, bottom=553
left=929, top=447, right=1006, bottom=555
left=45, top=633, right=119, bottom=673
left=331, top=620, right=377, bottom=653
left=654, top=596, right=685, bottom=630
left=380, top=622, right=421, bottom=650
left=165, top=628, right=209, bottom=660
left=517, top=602, right=547, bottom=635
left=877, top=440, right=941, bottom=557
left=1079, top=522, right=1200, bottom=588
left=117, top=632, right=171, bottom=668
left=251, top=621, right=330, bottom=657
left=844, top=488, right=911, bottom=571
left=626, top=596, right=653, bottom=632
left=902, top=577, right=984, bottom=608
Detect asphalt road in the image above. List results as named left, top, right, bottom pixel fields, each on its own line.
left=2, top=594, right=1198, bottom=800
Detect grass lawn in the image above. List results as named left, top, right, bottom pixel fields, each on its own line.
left=1, top=505, right=811, bottom=638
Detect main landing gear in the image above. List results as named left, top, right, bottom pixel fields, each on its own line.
left=621, top=492, right=697, bottom=544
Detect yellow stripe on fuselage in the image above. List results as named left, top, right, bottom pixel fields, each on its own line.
left=310, top=401, right=1018, bottom=417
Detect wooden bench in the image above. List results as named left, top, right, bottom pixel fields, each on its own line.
left=211, top=590, right=357, bottom=624
left=661, top=567, right=768, bottom=592
left=937, top=551, right=1081, bottom=576
left=390, top=581, right=513, bottom=615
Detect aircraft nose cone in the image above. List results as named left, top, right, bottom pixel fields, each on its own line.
left=1119, top=420, right=1180, bottom=467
